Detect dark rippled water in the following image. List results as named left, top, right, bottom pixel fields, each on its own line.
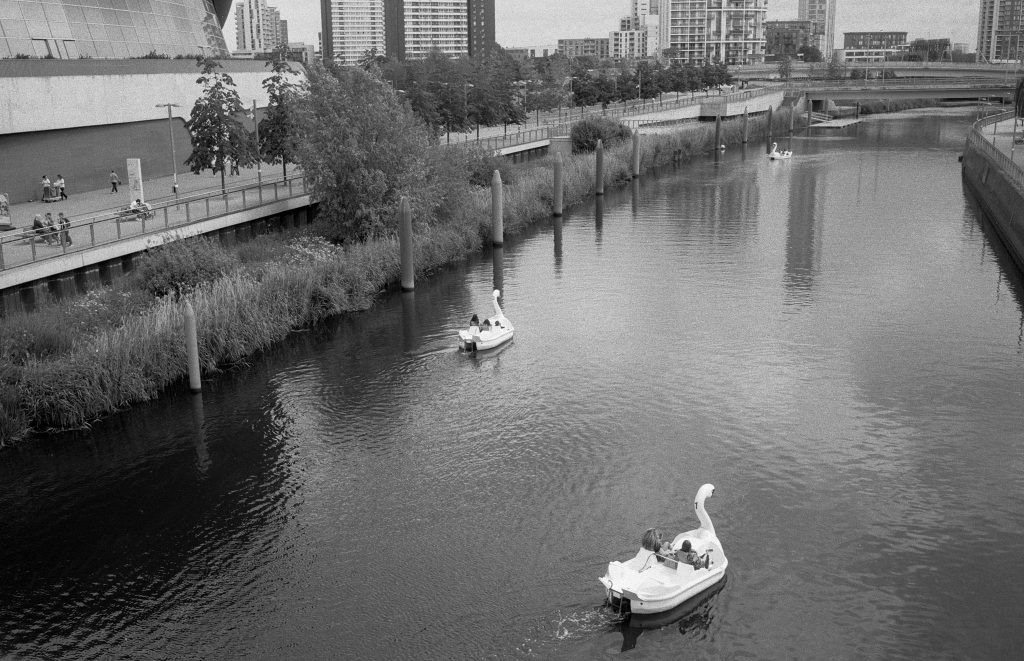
left=2, top=109, right=1023, bottom=660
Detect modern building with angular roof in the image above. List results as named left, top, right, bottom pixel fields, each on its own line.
left=0, top=0, right=232, bottom=59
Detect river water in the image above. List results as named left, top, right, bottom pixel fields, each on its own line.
left=2, top=109, right=1023, bottom=660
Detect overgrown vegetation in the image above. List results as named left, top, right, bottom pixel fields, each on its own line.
left=0, top=61, right=802, bottom=445
left=570, top=116, right=632, bottom=153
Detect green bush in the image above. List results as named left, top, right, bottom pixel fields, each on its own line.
left=136, top=236, right=238, bottom=298
left=570, top=117, right=632, bottom=154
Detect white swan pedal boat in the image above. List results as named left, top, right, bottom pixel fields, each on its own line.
left=458, top=289, right=514, bottom=352
left=768, top=142, right=793, bottom=160
left=599, top=484, right=727, bottom=615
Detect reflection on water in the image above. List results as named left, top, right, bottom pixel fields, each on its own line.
left=2, top=109, right=1023, bottom=660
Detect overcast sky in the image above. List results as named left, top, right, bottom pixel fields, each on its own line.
left=230, top=0, right=979, bottom=55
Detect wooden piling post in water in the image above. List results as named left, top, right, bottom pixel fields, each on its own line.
left=742, top=107, right=749, bottom=143
left=184, top=300, right=201, bottom=393
left=631, top=131, right=641, bottom=178
left=595, top=139, right=605, bottom=195
left=715, top=114, right=722, bottom=149
left=553, top=152, right=564, bottom=217
left=491, top=170, right=504, bottom=247
left=767, top=106, right=774, bottom=152
left=399, top=196, right=414, bottom=291
left=789, top=103, right=796, bottom=134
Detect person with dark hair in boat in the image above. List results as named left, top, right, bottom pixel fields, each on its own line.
left=679, top=539, right=709, bottom=569
left=641, top=528, right=677, bottom=561
left=468, top=314, right=480, bottom=333
left=481, top=318, right=491, bottom=333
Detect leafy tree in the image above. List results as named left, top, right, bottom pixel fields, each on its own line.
left=826, top=58, right=845, bottom=80
left=798, top=45, right=823, bottom=63
left=777, top=57, right=793, bottom=82
left=292, top=63, right=433, bottom=241
left=259, top=49, right=299, bottom=178
left=184, top=57, right=256, bottom=192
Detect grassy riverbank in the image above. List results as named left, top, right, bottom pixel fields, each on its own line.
left=0, top=107, right=801, bottom=445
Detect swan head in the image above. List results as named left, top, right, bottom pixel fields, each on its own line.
left=696, top=483, right=715, bottom=505
left=492, top=289, right=501, bottom=298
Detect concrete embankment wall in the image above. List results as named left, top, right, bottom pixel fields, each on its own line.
left=961, top=133, right=1024, bottom=273
left=0, top=59, right=304, bottom=203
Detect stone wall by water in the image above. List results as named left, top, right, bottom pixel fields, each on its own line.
left=962, top=129, right=1024, bottom=273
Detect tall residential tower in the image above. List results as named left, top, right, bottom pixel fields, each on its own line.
left=658, top=0, right=766, bottom=65
left=798, top=0, right=837, bottom=59
left=977, top=0, right=1024, bottom=63
left=320, top=0, right=386, bottom=64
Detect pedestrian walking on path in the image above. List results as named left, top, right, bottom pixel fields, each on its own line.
left=110, top=170, right=120, bottom=193
left=56, top=175, right=67, bottom=200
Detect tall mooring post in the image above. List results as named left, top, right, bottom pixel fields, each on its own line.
left=715, top=114, right=722, bottom=149
left=789, top=103, right=796, bottom=134
left=399, top=196, right=414, bottom=291
left=742, top=107, right=749, bottom=143
left=491, top=170, right=504, bottom=247
left=767, top=106, right=774, bottom=153
left=631, top=131, right=641, bottom=178
left=184, top=300, right=201, bottom=393
left=595, top=139, right=605, bottom=195
left=553, top=152, right=564, bottom=217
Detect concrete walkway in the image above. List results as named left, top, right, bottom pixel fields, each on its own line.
left=0, top=165, right=303, bottom=273
left=982, top=116, right=1024, bottom=163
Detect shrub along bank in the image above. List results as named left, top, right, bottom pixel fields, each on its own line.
left=0, top=99, right=802, bottom=445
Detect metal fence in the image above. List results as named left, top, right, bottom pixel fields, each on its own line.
left=457, top=87, right=776, bottom=152
left=967, top=110, right=1024, bottom=194
left=0, top=173, right=309, bottom=272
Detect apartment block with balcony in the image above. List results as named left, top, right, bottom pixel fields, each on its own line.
left=557, top=38, right=611, bottom=59
left=977, top=0, right=1024, bottom=63
left=320, top=0, right=385, bottom=64
left=798, top=0, right=836, bottom=58
left=764, top=20, right=812, bottom=60
left=658, top=0, right=765, bottom=65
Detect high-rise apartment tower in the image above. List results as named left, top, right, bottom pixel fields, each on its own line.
left=658, top=0, right=766, bottom=65
left=320, top=0, right=386, bottom=64
left=798, top=0, right=836, bottom=59
left=977, top=0, right=1024, bottom=63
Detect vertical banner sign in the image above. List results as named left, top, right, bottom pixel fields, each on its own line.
left=0, top=193, right=12, bottom=229
left=127, top=158, right=144, bottom=203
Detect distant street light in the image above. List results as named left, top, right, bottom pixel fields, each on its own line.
left=250, top=99, right=262, bottom=187
left=155, top=102, right=181, bottom=200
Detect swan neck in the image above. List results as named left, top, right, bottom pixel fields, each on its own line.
left=695, top=497, right=716, bottom=536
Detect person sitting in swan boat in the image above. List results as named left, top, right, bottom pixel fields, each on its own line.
left=468, top=314, right=480, bottom=333
left=679, top=539, right=709, bottom=569
left=641, top=528, right=677, bottom=561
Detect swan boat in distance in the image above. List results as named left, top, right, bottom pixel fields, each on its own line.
left=458, top=289, right=514, bottom=352
left=599, top=484, right=727, bottom=615
left=768, top=142, right=793, bottom=160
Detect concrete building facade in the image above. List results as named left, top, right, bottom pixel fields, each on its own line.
left=764, top=19, right=812, bottom=60
left=0, top=0, right=231, bottom=59
left=977, top=0, right=1024, bottom=63
left=658, top=0, right=766, bottom=65
left=843, top=32, right=908, bottom=50
left=467, top=0, right=493, bottom=57
left=320, top=0, right=385, bottom=64
left=0, top=59, right=294, bottom=204
left=798, top=0, right=836, bottom=58
left=235, top=0, right=288, bottom=52
left=557, top=38, right=610, bottom=59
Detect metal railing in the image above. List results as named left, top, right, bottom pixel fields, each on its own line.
left=967, top=110, right=1024, bottom=193
left=0, top=172, right=310, bottom=272
left=458, top=87, right=776, bottom=152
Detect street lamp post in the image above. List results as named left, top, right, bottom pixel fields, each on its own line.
left=251, top=99, right=263, bottom=188
left=155, top=102, right=181, bottom=201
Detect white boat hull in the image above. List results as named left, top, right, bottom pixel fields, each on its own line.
left=458, top=325, right=513, bottom=351
left=599, top=547, right=727, bottom=614
left=768, top=152, right=792, bottom=160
